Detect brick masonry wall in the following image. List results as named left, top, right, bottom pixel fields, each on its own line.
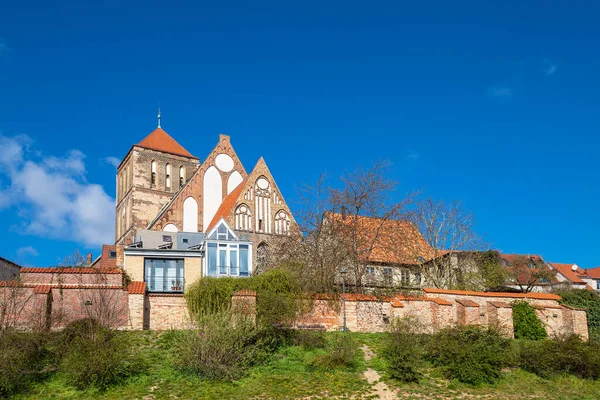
left=50, top=287, right=129, bottom=328
left=20, top=271, right=122, bottom=286
left=147, top=294, right=193, bottom=330
left=128, top=293, right=145, bottom=330
left=223, top=290, right=589, bottom=339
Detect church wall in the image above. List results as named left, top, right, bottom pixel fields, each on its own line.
left=150, top=135, right=247, bottom=234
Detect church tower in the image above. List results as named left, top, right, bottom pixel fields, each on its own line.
left=115, top=120, right=200, bottom=244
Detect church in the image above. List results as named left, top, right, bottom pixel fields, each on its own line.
left=111, top=114, right=295, bottom=293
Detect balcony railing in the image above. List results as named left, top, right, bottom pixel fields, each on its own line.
left=145, top=276, right=185, bottom=293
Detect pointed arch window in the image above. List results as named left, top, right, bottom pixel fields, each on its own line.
left=254, top=177, right=271, bottom=233
left=275, top=210, right=291, bottom=235
left=179, top=166, right=185, bottom=187
left=165, top=163, right=171, bottom=189
left=234, top=204, right=252, bottom=231
left=151, top=161, right=157, bottom=185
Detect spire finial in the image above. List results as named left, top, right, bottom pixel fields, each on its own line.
left=157, top=106, right=162, bottom=128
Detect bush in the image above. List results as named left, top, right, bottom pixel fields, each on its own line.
left=518, top=334, right=600, bottom=379
left=292, top=330, right=327, bottom=350
left=0, top=330, right=47, bottom=396
left=427, top=326, right=510, bottom=385
left=512, top=301, right=547, bottom=340
left=175, top=310, right=266, bottom=380
left=382, top=317, right=425, bottom=383
left=310, top=333, right=359, bottom=370
left=61, top=327, right=146, bottom=390
left=557, top=289, right=600, bottom=340
left=185, top=269, right=302, bottom=330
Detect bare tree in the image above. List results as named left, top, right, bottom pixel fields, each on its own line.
left=270, top=173, right=349, bottom=293
left=502, top=254, right=555, bottom=293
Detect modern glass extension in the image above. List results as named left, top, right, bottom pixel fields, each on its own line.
left=144, top=258, right=184, bottom=292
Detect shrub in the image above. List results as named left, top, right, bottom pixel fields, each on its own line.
left=61, top=328, right=146, bottom=390
left=292, top=330, right=327, bottom=350
left=175, top=310, right=266, bottom=380
left=518, top=334, right=600, bottom=379
left=512, top=301, right=547, bottom=340
left=185, top=269, right=302, bottom=329
left=310, top=333, right=359, bottom=370
left=427, top=326, right=510, bottom=385
left=557, top=289, right=600, bottom=340
left=0, top=330, right=47, bottom=396
left=382, top=317, right=425, bottom=383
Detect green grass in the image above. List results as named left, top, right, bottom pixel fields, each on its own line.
left=11, top=331, right=600, bottom=400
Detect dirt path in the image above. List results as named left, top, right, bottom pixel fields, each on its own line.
left=361, top=345, right=397, bottom=399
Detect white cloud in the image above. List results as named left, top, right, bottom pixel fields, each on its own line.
left=0, top=134, right=115, bottom=247
left=103, top=156, right=121, bottom=169
left=545, top=61, right=557, bottom=76
left=406, top=152, right=419, bottom=161
left=16, top=246, right=38, bottom=258
left=489, top=87, right=513, bottom=97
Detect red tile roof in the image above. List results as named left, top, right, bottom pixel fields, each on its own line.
left=326, top=213, right=436, bottom=265
left=206, top=178, right=249, bottom=231
left=127, top=281, right=146, bottom=294
left=19, top=267, right=122, bottom=274
left=422, top=287, right=561, bottom=300
left=342, top=293, right=381, bottom=302
left=456, top=299, right=479, bottom=307
left=548, top=262, right=585, bottom=284
left=33, top=285, right=52, bottom=294
left=586, top=267, right=600, bottom=279
left=136, top=128, right=196, bottom=158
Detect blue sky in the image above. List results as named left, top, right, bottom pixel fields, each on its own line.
left=0, top=1, right=598, bottom=268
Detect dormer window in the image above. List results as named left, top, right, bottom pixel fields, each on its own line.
left=109, top=250, right=117, bottom=258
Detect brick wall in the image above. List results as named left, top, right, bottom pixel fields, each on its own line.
left=147, top=294, right=192, bottom=330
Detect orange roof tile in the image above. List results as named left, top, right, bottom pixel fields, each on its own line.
left=586, top=267, right=600, bottom=279
left=548, top=262, right=585, bottom=284
left=136, top=128, right=196, bottom=158
left=326, top=213, right=436, bottom=265
left=456, top=299, right=479, bottom=307
left=127, top=281, right=146, bottom=294
left=206, top=178, right=249, bottom=231
left=33, top=285, right=52, bottom=294
left=342, top=293, right=381, bottom=302
left=428, top=297, right=453, bottom=306
left=20, top=267, right=122, bottom=274
left=422, top=287, right=561, bottom=300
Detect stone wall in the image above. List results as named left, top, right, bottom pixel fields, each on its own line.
left=229, top=288, right=589, bottom=339
left=146, top=294, right=192, bottom=330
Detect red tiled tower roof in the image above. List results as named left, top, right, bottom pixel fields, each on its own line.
left=136, top=128, right=196, bottom=159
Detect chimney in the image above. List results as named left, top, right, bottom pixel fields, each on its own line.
left=341, top=206, right=347, bottom=221
left=86, top=252, right=92, bottom=267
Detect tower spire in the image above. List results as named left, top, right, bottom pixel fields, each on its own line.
left=157, top=106, right=162, bottom=128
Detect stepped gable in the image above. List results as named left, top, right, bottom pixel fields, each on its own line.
left=148, top=134, right=247, bottom=232
left=217, top=156, right=297, bottom=233
left=136, top=127, right=196, bottom=158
